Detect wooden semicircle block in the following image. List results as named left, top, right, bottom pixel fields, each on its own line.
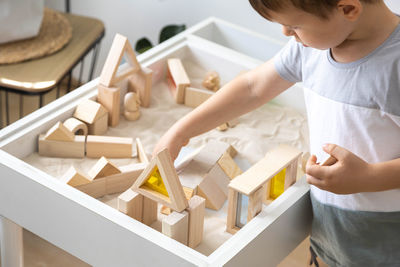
left=131, top=148, right=188, bottom=212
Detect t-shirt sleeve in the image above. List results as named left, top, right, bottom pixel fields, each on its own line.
left=273, top=37, right=303, bottom=83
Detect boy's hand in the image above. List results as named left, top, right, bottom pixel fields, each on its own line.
left=306, top=144, right=374, bottom=194
left=152, top=129, right=189, bottom=161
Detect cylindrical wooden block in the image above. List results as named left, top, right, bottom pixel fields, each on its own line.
left=64, top=117, right=88, bottom=135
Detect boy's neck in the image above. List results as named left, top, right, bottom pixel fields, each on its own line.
left=331, top=2, right=400, bottom=63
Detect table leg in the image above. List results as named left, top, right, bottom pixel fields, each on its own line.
left=0, top=216, right=24, bottom=267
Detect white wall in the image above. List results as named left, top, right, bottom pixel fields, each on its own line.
left=45, top=0, right=400, bottom=79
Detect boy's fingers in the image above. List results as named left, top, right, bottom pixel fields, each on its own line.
left=306, top=162, right=331, bottom=180
left=306, top=174, right=326, bottom=188
left=322, top=143, right=347, bottom=161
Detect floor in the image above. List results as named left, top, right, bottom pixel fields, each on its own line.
left=0, top=82, right=310, bottom=266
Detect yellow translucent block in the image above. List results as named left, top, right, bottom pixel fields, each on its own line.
left=144, top=168, right=169, bottom=197
left=269, top=168, right=286, bottom=200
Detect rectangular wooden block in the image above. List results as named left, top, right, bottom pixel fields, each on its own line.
left=75, top=178, right=106, bottom=198
left=98, top=84, right=121, bottom=127
left=86, top=135, right=133, bottom=158
left=135, top=137, right=149, bottom=163
left=162, top=211, right=189, bottom=245
left=218, top=152, right=242, bottom=179
left=38, top=135, right=85, bottom=158
left=118, top=188, right=143, bottom=221
left=226, top=188, right=240, bottom=234
left=142, top=196, right=158, bottom=226
left=203, top=163, right=230, bottom=197
left=105, top=163, right=146, bottom=195
left=247, top=186, right=265, bottom=222
left=167, top=58, right=190, bottom=104
left=128, top=67, right=153, bottom=108
left=186, top=195, right=205, bottom=248
left=184, top=87, right=213, bottom=108
left=198, top=174, right=226, bottom=211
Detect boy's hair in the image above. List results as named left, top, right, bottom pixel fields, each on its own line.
left=249, top=0, right=381, bottom=20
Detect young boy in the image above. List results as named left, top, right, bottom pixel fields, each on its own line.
left=154, top=0, right=400, bottom=265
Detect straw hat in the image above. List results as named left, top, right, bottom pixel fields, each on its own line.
left=0, top=8, right=72, bottom=64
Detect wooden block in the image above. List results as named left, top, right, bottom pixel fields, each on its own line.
left=128, top=67, right=153, bottom=108
left=203, top=163, right=230, bottom=197
left=118, top=188, right=143, bottom=221
left=60, top=166, right=91, bottom=187
left=162, top=211, right=189, bottom=245
left=105, top=163, right=146, bottom=195
left=63, top=118, right=88, bottom=136
left=218, top=152, right=242, bottom=179
left=73, top=99, right=108, bottom=125
left=44, top=121, right=74, bottom=142
left=247, top=186, right=264, bottom=222
left=229, top=145, right=302, bottom=196
left=76, top=163, right=146, bottom=198
left=38, top=134, right=85, bottom=158
left=98, top=84, right=121, bottom=127
left=226, top=188, right=240, bottom=234
left=284, top=157, right=299, bottom=190
left=167, top=58, right=190, bottom=104
left=86, top=135, right=133, bottom=158
left=99, top=33, right=140, bottom=87
left=186, top=195, right=205, bottom=248
left=216, top=123, right=228, bottom=131
left=88, top=156, right=121, bottom=180
left=88, top=113, right=108, bottom=135
left=75, top=178, right=106, bottom=198
left=198, top=174, right=226, bottom=210
left=132, top=148, right=188, bottom=212
left=161, top=186, right=195, bottom=215
left=184, top=87, right=213, bottom=108
left=142, top=196, right=158, bottom=226
left=136, top=137, right=149, bottom=163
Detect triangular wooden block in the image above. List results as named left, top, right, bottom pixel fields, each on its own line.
left=99, top=33, right=141, bottom=87
left=60, top=166, right=91, bottom=187
left=73, top=99, right=108, bottom=124
left=88, top=156, right=121, bottom=180
left=132, top=149, right=188, bottom=212
left=44, top=122, right=75, bottom=142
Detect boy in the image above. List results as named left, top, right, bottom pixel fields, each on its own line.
left=154, top=0, right=400, bottom=266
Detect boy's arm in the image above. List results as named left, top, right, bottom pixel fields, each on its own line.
left=306, top=144, right=400, bottom=194
left=153, top=59, right=294, bottom=160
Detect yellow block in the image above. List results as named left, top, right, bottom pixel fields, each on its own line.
left=269, top=168, right=286, bottom=199
left=144, top=168, right=169, bottom=197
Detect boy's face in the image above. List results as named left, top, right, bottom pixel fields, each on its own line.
left=268, top=5, right=355, bottom=50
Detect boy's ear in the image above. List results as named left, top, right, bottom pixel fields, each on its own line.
left=336, top=0, right=363, bottom=21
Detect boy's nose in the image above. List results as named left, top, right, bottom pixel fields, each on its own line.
left=282, top=26, right=294, bottom=36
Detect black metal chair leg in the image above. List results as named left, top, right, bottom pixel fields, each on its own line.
left=67, top=71, right=72, bottom=93
left=78, top=58, right=85, bottom=86
left=0, top=91, right=3, bottom=129
left=89, top=42, right=100, bottom=81
left=5, top=91, right=9, bottom=126
left=19, top=95, right=23, bottom=119
left=39, top=94, right=44, bottom=108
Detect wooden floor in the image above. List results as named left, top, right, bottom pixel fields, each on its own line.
left=1, top=84, right=309, bottom=266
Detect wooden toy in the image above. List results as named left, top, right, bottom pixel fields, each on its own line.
left=136, top=138, right=149, bottom=163
left=142, top=196, right=158, bottom=226
left=216, top=123, right=228, bottom=131
left=73, top=99, right=108, bottom=135
left=128, top=67, right=153, bottom=108
left=183, top=87, right=213, bottom=108
left=44, top=121, right=74, bottom=142
left=38, top=135, right=85, bottom=158
left=217, top=118, right=239, bottom=132
left=88, top=156, right=121, bottom=181
left=86, top=135, right=133, bottom=158
left=118, top=189, right=143, bottom=221
left=162, top=211, right=189, bottom=245
left=63, top=117, right=88, bottom=136
left=60, top=166, right=91, bottom=187
left=123, top=92, right=141, bottom=121
left=77, top=162, right=146, bottom=198
left=218, top=152, right=242, bottom=179
left=178, top=140, right=239, bottom=210
left=167, top=58, right=190, bottom=104
left=99, top=33, right=140, bottom=88
left=202, top=71, right=220, bottom=91
left=226, top=145, right=302, bottom=234
left=187, top=195, right=206, bottom=248
left=161, top=186, right=195, bottom=215
left=132, top=148, right=188, bottom=212
left=97, top=84, right=121, bottom=127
